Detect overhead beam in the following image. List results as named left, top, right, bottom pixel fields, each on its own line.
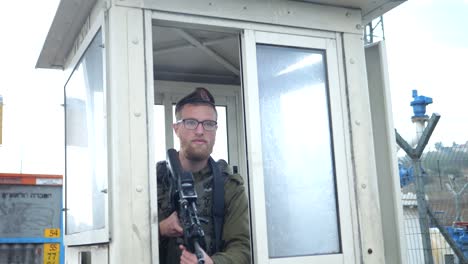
left=154, top=36, right=237, bottom=55
left=172, top=28, right=240, bottom=76
left=154, top=70, right=240, bottom=85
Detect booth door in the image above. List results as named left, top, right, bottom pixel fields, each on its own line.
left=243, top=30, right=355, bottom=264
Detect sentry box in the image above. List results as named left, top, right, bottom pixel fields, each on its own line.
left=36, top=0, right=408, bottom=263
left=0, top=173, right=63, bottom=264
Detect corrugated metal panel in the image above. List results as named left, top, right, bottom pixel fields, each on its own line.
left=0, top=243, right=43, bottom=264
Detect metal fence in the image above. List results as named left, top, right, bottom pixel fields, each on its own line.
left=400, top=142, right=468, bottom=264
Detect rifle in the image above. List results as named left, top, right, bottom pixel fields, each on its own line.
left=166, top=148, right=206, bottom=264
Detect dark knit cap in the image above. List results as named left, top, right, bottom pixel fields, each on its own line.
left=175, top=87, right=216, bottom=113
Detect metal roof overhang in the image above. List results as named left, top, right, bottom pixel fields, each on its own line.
left=303, top=0, right=406, bottom=24
left=36, top=0, right=97, bottom=69
left=36, top=0, right=406, bottom=69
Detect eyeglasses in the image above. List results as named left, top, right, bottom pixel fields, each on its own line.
left=176, top=119, right=218, bottom=131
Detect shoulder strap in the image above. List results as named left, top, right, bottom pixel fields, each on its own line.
left=156, top=160, right=167, bottom=182
left=156, top=160, right=177, bottom=212
left=209, top=157, right=225, bottom=253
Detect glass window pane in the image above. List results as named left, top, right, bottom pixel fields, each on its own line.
left=65, top=30, right=106, bottom=234
left=256, top=44, right=341, bottom=258
left=212, top=106, right=228, bottom=162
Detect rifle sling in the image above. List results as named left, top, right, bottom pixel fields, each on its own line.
left=209, top=157, right=225, bottom=253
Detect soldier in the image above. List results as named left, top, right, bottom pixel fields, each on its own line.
left=157, top=87, right=251, bottom=264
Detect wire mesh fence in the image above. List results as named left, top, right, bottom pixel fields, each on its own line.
left=399, top=142, right=468, bottom=264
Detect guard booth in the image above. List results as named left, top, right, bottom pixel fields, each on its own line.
left=0, top=173, right=63, bottom=264
left=36, top=0, right=407, bottom=263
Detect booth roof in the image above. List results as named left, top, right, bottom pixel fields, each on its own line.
left=36, top=0, right=406, bottom=70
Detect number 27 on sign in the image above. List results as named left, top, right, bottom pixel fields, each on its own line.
left=43, top=243, right=60, bottom=264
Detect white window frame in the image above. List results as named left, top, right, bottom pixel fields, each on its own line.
left=242, top=30, right=355, bottom=264
left=62, top=12, right=109, bottom=246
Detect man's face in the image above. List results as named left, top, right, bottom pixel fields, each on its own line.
left=174, top=104, right=217, bottom=162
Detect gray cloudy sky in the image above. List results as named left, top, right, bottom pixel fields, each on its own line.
left=384, top=0, right=468, bottom=148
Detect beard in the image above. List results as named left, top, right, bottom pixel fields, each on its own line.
left=181, top=141, right=214, bottom=162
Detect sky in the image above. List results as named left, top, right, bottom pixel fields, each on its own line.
left=384, top=0, right=468, bottom=150
left=0, top=1, right=63, bottom=174
left=0, top=0, right=467, bottom=174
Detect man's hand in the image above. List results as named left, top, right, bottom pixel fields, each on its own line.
left=179, top=245, right=213, bottom=264
left=159, top=211, right=183, bottom=237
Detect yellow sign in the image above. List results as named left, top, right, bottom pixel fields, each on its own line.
left=44, top=228, right=61, bottom=238
left=43, top=243, right=60, bottom=264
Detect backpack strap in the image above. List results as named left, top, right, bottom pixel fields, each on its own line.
left=156, top=160, right=176, bottom=212
left=209, top=157, right=225, bottom=253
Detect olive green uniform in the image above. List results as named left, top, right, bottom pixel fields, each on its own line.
left=157, top=160, right=251, bottom=264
